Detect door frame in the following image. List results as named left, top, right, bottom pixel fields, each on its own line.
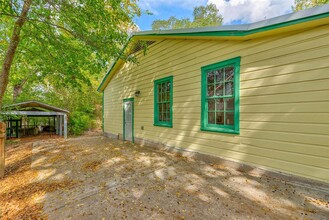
left=123, top=98, right=134, bottom=143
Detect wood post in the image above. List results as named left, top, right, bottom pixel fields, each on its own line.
left=64, top=114, right=67, bottom=139
left=56, top=116, right=59, bottom=135
left=0, top=122, right=6, bottom=178
left=59, top=115, right=63, bottom=136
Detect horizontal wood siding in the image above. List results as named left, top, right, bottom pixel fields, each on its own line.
left=103, top=25, right=329, bottom=182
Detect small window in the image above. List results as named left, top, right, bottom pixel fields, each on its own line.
left=154, top=76, right=173, bottom=127
left=201, top=57, right=240, bottom=134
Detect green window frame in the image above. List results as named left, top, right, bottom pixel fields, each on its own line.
left=201, top=57, right=240, bottom=134
left=154, top=76, right=173, bottom=127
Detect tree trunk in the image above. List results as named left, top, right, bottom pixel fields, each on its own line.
left=12, top=77, right=30, bottom=102
left=0, top=0, right=32, bottom=109
left=0, top=122, right=5, bottom=178
left=13, top=84, right=23, bottom=103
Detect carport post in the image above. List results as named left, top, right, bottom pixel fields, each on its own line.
left=59, top=115, right=63, bottom=136
left=56, top=116, right=59, bottom=135
left=0, top=122, right=6, bottom=178
left=64, top=114, right=67, bottom=139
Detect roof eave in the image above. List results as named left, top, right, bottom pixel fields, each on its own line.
left=97, top=5, right=329, bottom=92
left=134, top=4, right=329, bottom=37
left=133, top=10, right=329, bottom=39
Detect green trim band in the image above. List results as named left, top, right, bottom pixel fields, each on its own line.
left=97, top=38, right=132, bottom=92
left=97, top=8, right=329, bottom=93
left=102, top=91, right=104, bottom=132
left=136, top=11, right=329, bottom=38
left=123, top=98, right=135, bottom=102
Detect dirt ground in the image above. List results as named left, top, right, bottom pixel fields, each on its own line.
left=1, top=134, right=328, bottom=219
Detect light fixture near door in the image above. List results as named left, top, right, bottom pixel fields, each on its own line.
left=135, top=90, right=141, bottom=97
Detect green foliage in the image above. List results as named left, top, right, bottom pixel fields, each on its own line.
left=69, top=111, right=92, bottom=135
left=293, top=0, right=329, bottom=11
left=1, top=0, right=140, bottom=90
left=151, top=3, right=223, bottom=30
left=0, top=0, right=141, bottom=132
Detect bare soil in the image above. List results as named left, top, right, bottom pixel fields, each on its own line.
left=1, top=134, right=328, bottom=219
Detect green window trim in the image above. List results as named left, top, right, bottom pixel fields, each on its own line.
left=154, top=76, right=173, bottom=128
left=102, top=91, right=104, bottom=132
left=123, top=98, right=134, bottom=143
left=201, top=57, right=240, bottom=134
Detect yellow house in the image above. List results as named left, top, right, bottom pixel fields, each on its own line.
left=98, top=5, right=329, bottom=183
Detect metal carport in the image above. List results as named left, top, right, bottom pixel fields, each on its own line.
left=1, top=100, right=69, bottom=139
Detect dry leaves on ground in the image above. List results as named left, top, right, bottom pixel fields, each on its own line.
left=0, top=143, right=76, bottom=220
left=82, top=161, right=103, bottom=171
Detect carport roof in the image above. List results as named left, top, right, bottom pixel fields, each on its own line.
left=3, top=100, right=69, bottom=114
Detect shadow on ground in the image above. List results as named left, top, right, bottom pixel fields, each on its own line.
left=22, top=135, right=329, bottom=219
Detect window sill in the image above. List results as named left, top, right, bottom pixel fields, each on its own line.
left=153, top=123, right=173, bottom=128
left=200, top=127, right=239, bottom=134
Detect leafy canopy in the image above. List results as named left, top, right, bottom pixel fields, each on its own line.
left=0, top=0, right=140, bottom=106
left=0, top=0, right=141, bottom=134
left=292, top=0, right=329, bottom=11
left=151, top=3, right=223, bottom=30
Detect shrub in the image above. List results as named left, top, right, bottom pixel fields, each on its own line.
left=69, top=111, right=92, bottom=135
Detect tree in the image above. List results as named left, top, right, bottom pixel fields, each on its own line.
left=293, top=0, right=329, bottom=11
left=0, top=0, right=32, bottom=109
left=0, top=0, right=140, bottom=109
left=151, top=3, right=223, bottom=30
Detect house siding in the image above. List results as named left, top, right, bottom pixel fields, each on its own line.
left=103, top=24, right=329, bottom=182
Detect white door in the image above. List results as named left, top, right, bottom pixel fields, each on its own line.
left=124, top=100, right=133, bottom=142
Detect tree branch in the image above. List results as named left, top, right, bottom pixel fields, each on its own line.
left=0, top=12, right=76, bottom=37
left=0, top=0, right=32, bottom=108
